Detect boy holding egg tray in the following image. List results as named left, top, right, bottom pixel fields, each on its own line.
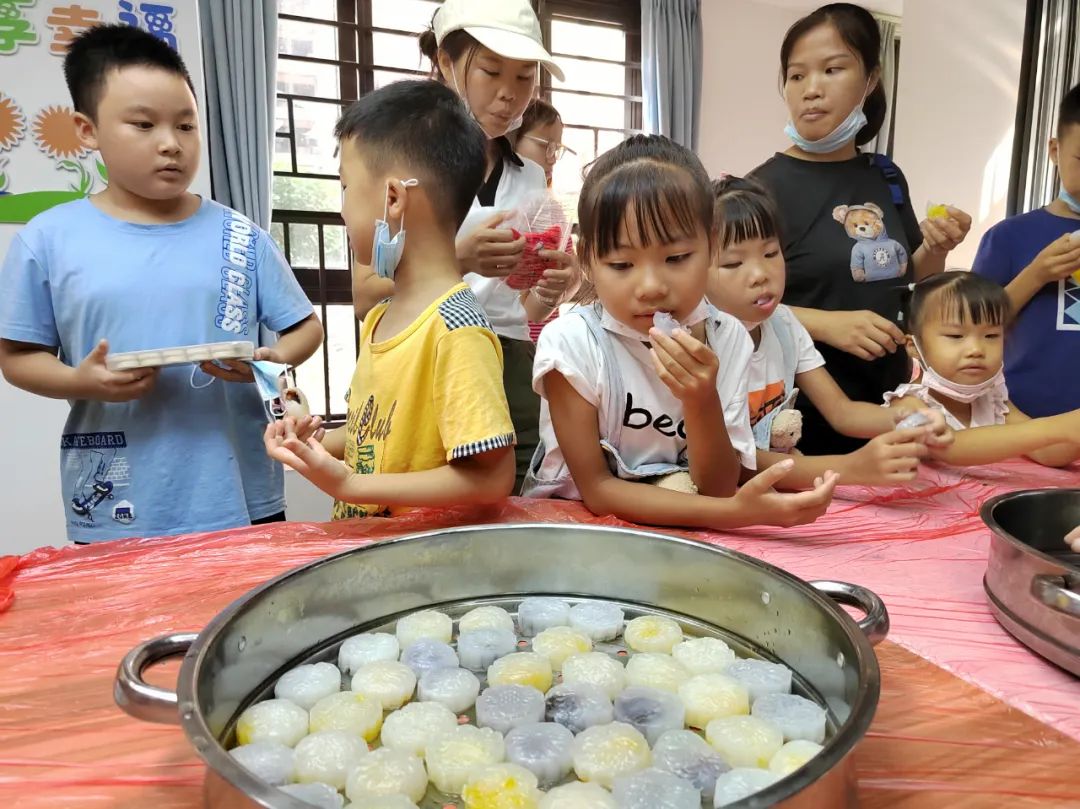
left=0, top=25, right=322, bottom=542
left=973, top=82, right=1080, bottom=417
left=265, top=80, right=517, bottom=517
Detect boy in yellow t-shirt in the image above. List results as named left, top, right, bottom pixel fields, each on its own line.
left=264, top=80, right=516, bottom=515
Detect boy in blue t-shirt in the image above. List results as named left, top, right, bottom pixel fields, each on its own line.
left=0, top=25, right=322, bottom=542
left=972, top=82, right=1080, bottom=418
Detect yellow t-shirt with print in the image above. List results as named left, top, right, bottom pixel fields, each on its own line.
left=332, top=283, right=516, bottom=519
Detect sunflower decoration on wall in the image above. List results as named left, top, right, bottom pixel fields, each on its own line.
left=33, top=105, right=88, bottom=160
left=32, top=105, right=106, bottom=196
left=0, top=94, right=25, bottom=152
left=0, top=93, right=28, bottom=193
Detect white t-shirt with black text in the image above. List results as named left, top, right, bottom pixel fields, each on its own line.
left=531, top=303, right=757, bottom=501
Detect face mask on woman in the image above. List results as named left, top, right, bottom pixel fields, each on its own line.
left=784, top=81, right=871, bottom=154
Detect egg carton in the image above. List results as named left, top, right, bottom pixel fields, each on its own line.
left=105, top=340, right=255, bottom=371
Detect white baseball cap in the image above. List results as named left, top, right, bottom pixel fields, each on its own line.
left=433, top=0, right=565, bottom=82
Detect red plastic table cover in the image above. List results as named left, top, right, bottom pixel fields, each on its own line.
left=1, top=459, right=1079, bottom=807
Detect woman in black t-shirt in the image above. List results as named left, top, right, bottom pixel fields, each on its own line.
left=750, top=3, right=972, bottom=455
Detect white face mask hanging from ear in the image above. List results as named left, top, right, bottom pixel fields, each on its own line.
left=451, top=66, right=473, bottom=118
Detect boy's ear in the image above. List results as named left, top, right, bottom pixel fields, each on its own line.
left=73, top=111, right=99, bottom=152
left=385, top=177, right=419, bottom=223
left=1049, top=137, right=1059, bottom=168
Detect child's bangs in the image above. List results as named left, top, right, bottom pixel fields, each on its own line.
left=582, top=161, right=711, bottom=262
left=933, top=282, right=1010, bottom=328
left=716, top=191, right=779, bottom=249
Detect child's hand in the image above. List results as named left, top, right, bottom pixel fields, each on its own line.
left=892, top=407, right=954, bottom=449
left=290, top=413, right=325, bottom=444
left=74, top=339, right=159, bottom=402
left=200, top=348, right=287, bottom=384
left=919, top=205, right=972, bottom=254
left=264, top=417, right=353, bottom=498
left=199, top=359, right=255, bottom=383
left=845, top=429, right=929, bottom=484
left=1066, top=525, right=1080, bottom=553
left=727, top=460, right=839, bottom=528
left=649, top=326, right=720, bottom=409
left=457, top=212, right=526, bottom=277
left=1023, top=234, right=1080, bottom=286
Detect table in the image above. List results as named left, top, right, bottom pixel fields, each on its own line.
left=2, top=459, right=1078, bottom=807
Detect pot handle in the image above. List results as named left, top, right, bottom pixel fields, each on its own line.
left=1031, top=574, right=1080, bottom=617
left=114, top=632, right=198, bottom=725
left=810, top=580, right=890, bottom=646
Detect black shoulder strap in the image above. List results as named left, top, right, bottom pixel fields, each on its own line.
left=871, top=153, right=905, bottom=209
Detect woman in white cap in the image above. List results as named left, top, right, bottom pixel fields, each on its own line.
left=355, top=0, right=574, bottom=492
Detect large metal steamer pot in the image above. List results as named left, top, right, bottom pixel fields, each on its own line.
left=115, top=524, right=890, bottom=808
left=982, top=488, right=1080, bottom=676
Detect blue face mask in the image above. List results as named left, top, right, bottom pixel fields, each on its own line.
left=250, top=359, right=291, bottom=421
left=372, top=179, right=418, bottom=281
left=189, top=359, right=293, bottom=421
left=784, top=84, right=870, bottom=155
left=1059, top=186, right=1080, bottom=214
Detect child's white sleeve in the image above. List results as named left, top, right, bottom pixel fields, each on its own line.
left=717, top=323, right=758, bottom=470
left=532, top=315, right=602, bottom=406
left=783, top=307, right=825, bottom=373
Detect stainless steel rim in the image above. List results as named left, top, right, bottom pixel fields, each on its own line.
left=981, top=488, right=1080, bottom=566
left=167, top=523, right=882, bottom=808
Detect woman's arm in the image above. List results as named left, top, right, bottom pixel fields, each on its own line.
left=911, top=206, right=973, bottom=281
left=787, top=307, right=906, bottom=362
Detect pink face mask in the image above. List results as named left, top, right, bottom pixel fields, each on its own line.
left=913, top=339, right=1006, bottom=403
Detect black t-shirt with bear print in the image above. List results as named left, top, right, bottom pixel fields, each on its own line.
left=750, top=151, right=923, bottom=456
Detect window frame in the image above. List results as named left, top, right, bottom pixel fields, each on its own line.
left=272, top=0, right=641, bottom=423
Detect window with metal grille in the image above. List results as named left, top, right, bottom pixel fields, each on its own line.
left=271, top=0, right=641, bottom=423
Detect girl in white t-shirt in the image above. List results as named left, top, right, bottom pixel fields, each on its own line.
left=707, top=176, right=952, bottom=486
left=885, top=271, right=1080, bottom=467
left=522, top=135, right=840, bottom=530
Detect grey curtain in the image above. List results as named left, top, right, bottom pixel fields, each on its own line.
left=641, top=0, right=702, bottom=151
left=198, top=0, right=278, bottom=229
left=869, top=16, right=898, bottom=156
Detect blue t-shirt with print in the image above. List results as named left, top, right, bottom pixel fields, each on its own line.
left=0, top=197, right=314, bottom=542
left=972, top=207, right=1080, bottom=417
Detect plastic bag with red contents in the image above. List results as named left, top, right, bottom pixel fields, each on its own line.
left=501, top=191, right=573, bottom=291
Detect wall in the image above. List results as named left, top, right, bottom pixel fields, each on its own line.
left=0, top=3, right=210, bottom=556
left=698, top=0, right=803, bottom=178
left=890, top=0, right=1026, bottom=267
